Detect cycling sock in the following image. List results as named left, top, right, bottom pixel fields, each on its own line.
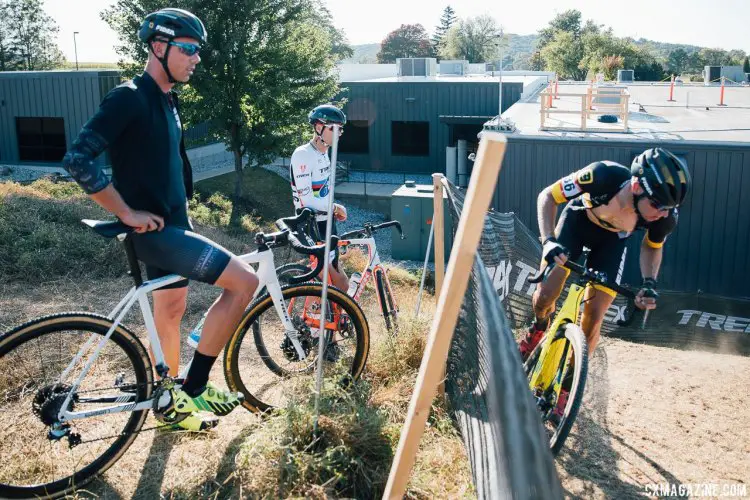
left=182, top=351, right=217, bottom=397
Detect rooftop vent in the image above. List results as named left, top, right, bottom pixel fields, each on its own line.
left=617, top=69, right=634, bottom=83
left=439, top=60, right=469, bottom=75
left=397, top=58, right=438, bottom=77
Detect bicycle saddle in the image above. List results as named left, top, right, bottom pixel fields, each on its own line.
left=81, top=219, right=133, bottom=239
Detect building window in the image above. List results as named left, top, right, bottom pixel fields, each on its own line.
left=16, top=117, right=67, bottom=162
left=392, top=121, right=429, bottom=156
left=338, top=120, right=369, bottom=154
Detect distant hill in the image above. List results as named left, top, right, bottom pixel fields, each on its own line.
left=342, top=43, right=380, bottom=64
left=346, top=34, right=717, bottom=69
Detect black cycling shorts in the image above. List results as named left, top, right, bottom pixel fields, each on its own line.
left=555, top=200, right=628, bottom=295
left=130, top=225, right=232, bottom=290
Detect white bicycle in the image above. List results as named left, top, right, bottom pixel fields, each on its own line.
left=0, top=209, right=369, bottom=499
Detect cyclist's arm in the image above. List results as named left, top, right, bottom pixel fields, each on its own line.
left=290, top=150, right=330, bottom=213
left=62, top=86, right=140, bottom=195
left=536, top=184, right=559, bottom=241
left=640, top=209, right=677, bottom=280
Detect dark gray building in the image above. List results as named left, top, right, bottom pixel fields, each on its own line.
left=0, top=70, right=121, bottom=166
left=485, top=82, right=750, bottom=297
left=336, top=76, right=541, bottom=174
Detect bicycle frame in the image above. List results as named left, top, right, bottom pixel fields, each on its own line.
left=56, top=245, right=306, bottom=424
left=527, top=281, right=588, bottom=395
left=341, top=236, right=393, bottom=305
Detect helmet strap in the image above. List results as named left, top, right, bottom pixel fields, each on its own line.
left=149, top=40, right=177, bottom=84
left=632, top=192, right=650, bottom=227
left=312, top=123, right=331, bottom=149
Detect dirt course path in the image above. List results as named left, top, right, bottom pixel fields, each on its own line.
left=557, top=337, right=749, bottom=499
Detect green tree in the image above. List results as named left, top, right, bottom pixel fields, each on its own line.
left=440, top=14, right=503, bottom=63
left=6, top=0, right=64, bottom=70
left=666, top=48, right=689, bottom=75
left=376, top=24, right=433, bottom=63
left=537, top=9, right=582, bottom=50
left=727, top=49, right=746, bottom=66
left=0, top=2, right=20, bottom=71
left=431, top=5, right=457, bottom=54
left=528, top=50, right=544, bottom=71
left=540, top=30, right=586, bottom=80
left=686, top=50, right=705, bottom=73
left=103, top=0, right=341, bottom=199
left=743, top=56, right=750, bottom=74
left=699, top=47, right=731, bottom=66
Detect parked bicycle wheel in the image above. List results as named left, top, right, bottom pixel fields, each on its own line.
left=223, top=283, right=369, bottom=414
left=374, top=268, right=398, bottom=332
left=523, top=323, right=589, bottom=455
left=0, top=313, right=153, bottom=499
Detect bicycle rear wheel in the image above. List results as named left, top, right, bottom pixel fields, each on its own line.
left=524, top=322, right=588, bottom=455
left=223, top=283, right=369, bottom=414
left=0, top=313, right=152, bottom=498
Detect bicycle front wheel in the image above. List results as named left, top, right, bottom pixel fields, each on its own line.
left=223, top=284, right=370, bottom=414
left=524, top=322, right=589, bottom=456
left=0, top=313, right=153, bottom=499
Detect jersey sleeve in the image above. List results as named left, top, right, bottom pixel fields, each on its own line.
left=62, top=86, right=142, bottom=194
left=290, top=149, right=329, bottom=213
left=550, top=161, right=625, bottom=205
left=645, top=209, right=678, bottom=248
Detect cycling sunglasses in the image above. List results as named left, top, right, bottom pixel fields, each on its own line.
left=323, top=124, right=344, bottom=135
left=168, top=40, right=201, bottom=57
left=648, top=198, right=675, bottom=212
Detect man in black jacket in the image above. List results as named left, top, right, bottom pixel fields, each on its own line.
left=63, top=8, right=255, bottom=431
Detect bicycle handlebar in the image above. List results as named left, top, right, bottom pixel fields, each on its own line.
left=527, top=260, right=642, bottom=327
left=277, top=208, right=342, bottom=284
left=340, top=220, right=404, bottom=240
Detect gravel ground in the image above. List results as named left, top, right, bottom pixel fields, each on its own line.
left=0, top=165, right=67, bottom=183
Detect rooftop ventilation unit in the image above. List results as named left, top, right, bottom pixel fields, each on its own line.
left=397, top=58, right=437, bottom=77
left=439, top=60, right=469, bottom=75
left=617, top=69, right=634, bottom=83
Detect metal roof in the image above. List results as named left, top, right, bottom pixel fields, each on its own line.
left=500, top=82, right=750, bottom=145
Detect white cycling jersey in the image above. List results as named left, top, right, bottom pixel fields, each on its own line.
left=289, top=142, right=331, bottom=221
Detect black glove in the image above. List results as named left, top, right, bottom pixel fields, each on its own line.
left=640, top=277, right=659, bottom=298
left=542, top=236, right=568, bottom=265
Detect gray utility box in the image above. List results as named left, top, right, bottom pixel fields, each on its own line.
left=391, top=183, right=453, bottom=262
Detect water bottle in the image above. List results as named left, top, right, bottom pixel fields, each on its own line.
left=187, top=312, right=208, bottom=348
left=347, top=272, right=362, bottom=297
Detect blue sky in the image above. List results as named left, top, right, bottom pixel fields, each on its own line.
left=49, top=0, right=750, bottom=62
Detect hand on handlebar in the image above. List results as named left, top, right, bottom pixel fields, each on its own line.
left=542, top=237, right=568, bottom=266
left=635, top=278, right=658, bottom=311
left=333, top=203, right=347, bottom=222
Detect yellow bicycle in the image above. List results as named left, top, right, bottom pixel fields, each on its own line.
left=524, top=260, right=639, bottom=455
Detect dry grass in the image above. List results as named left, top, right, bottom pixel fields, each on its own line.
left=0, top=178, right=472, bottom=498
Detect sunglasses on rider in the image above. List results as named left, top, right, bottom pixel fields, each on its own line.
left=168, top=40, right=201, bottom=57
left=648, top=199, right=674, bottom=212
left=323, top=124, right=344, bottom=135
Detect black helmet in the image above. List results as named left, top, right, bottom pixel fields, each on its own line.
left=138, top=8, right=207, bottom=45
left=308, top=105, right=346, bottom=126
left=631, top=147, right=691, bottom=208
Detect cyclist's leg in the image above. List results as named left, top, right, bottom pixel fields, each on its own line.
left=317, top=219, right=349, bottom=291
left=131, top=227, right=256, bottom=410
left=581, top=234, right=627, bottom=353
left=152, top=286, right=188, bottom=377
